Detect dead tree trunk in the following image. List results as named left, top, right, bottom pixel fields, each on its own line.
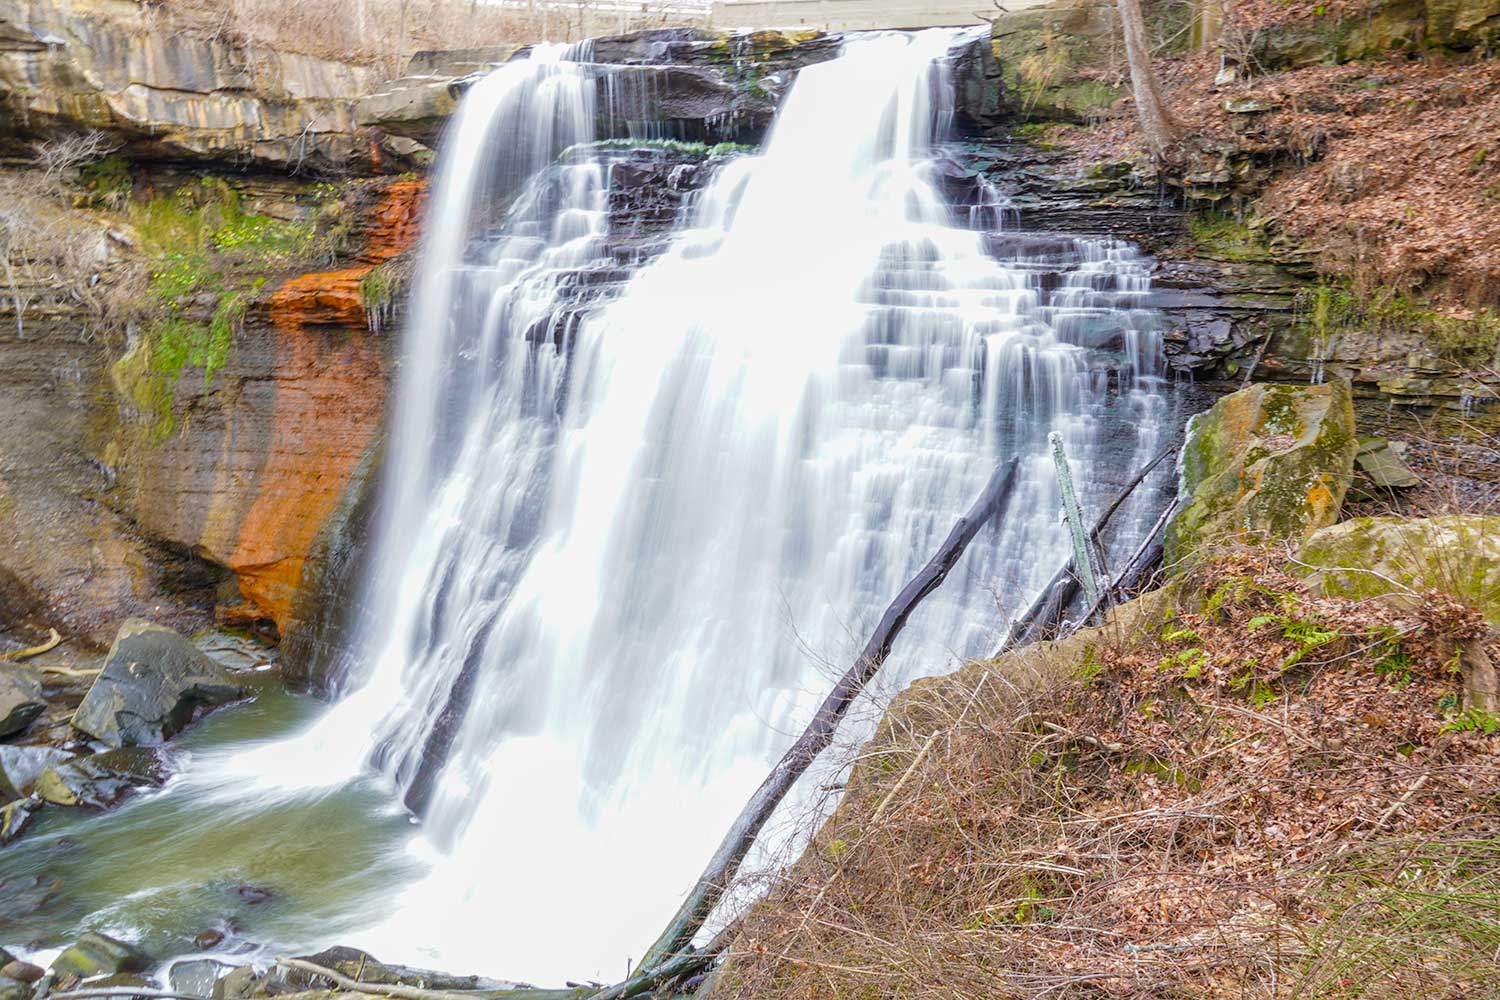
left=629, top=457, right=1022, bottom=975
left=998, top=441, right=1177, bottom=654
left=1117, top=0, right=1179, bottom=160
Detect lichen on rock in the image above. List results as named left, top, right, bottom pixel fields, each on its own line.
left=1165, top=380, right=1357, bottom=567
left=1297, top=514, right=1500, bottom=624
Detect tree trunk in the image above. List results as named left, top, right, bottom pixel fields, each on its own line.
left=1117, top=0, right=1179, bottom=159
left=1461, top=636, right=1498, bottom=714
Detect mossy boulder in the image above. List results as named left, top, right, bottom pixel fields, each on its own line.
left=1297, top=515, right=1500, bottom=623
left=1253, top=0, right=1500, bottom=69
left=72, top=620, right=243, bottom=748
left=1165, top=380, right=1357, bottom=567
left=50, top=932, right=150, bottom=979
left=989, top=0, right=1125, bottom=122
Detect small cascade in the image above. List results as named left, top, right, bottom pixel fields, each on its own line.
left=231, top=29, right=1176, bottom=985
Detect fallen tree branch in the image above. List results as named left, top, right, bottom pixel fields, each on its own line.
left=997, top=441, right=1178, bottom=654
left=633, top=457, right=1022, bottom=972
left=588, top=921, right=739, bottom=1000
left=273, top=958, right=499, bottom=1000
left=3, top=627, right=61, bottom=661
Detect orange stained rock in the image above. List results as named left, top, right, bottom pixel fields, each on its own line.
left=224, top=178, right=425, bottom=629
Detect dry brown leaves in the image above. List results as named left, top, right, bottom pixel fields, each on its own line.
left=1065, top=38, right=1500, bottom=303
left=717, top=550, right=1500, bottom=999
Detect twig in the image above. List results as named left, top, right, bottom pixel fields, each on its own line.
left=999, top=442, right=1178, bottom=654
left=3, top=627, right=61, bottom=661
left=1042, top=720, right=1126, bottom=753
left=1375, top=774, right=1429, bottom=829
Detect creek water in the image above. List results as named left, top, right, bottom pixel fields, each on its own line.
left=2, top=30, right=1176, bottom=988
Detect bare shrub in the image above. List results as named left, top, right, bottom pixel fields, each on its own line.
left=32, top=131, right=119, bottom=180
left=0, top=143, right=141, bottom=340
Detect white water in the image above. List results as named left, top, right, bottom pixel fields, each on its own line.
left=224, top=30, right=1169, bottom=985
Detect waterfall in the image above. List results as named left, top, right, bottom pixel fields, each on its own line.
left=239, top=29, right=1170, bottom=985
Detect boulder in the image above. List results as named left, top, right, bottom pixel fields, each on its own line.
left=50, top=932, right=149, bottom=979
left=0, top=666, right=44, bottom=739
left=1297, top=515, right=1500, bottom=624
left=0, top=744, right=76, bottom=799
left=72, top=620, right=243, bottom=748
left=170, top=959, right=232, bottom=998
left=1354, top=437, right=1420, bottom=489
left=1165, top=380, right=1357, bottom=567
left=1, top=959, right=44, bottom=984
left=33, top=746, right=170, bottom=808
left=989, top=0, right=1125, bottom=122
left=0, top=799, right=37, bottom=845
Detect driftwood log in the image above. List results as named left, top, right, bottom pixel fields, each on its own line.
left=624, top=457, right=1022, bottom=978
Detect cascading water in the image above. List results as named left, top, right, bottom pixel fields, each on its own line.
left=214, top=29, right=1171, bottom=985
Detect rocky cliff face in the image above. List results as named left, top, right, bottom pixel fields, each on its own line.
left=0, top=168, right=420, bottom=652
left=0, top=0, right=429, bottom=172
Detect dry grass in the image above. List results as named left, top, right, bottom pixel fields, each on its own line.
left=162, top=0, right=705, bottom=75
left=714, top=549, right=1500, bottom=999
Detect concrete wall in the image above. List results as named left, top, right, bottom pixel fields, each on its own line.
left=709, top=0, right=1020, bottom=31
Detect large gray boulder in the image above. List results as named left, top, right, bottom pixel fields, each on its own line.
left=72, top=620, right=242, bottom=747
left=0, top=667, right=44, bottom=739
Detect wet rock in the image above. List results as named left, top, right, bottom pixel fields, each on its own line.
left=1165, top=381, right=1357, bottom=566
left=72, top=620, right=244, bottom=748
left=50, top=932, right=149, bottom=979
left=0, top=874, right=61, bottom=925
left=0, top=798, right=37, bottom=844
left=170, top=959, right=232, bottom=998
left=193, top=929, right=225, bottom=950
left=0, top=666, right=44, bottom=738
left=285, top=947, right=515, bottom=993
left=33, top=746, right=170, bottom=809
left=0, top=981, right=26, bottom=1000
left=1297, top=515, right=1500, bottom=624
left=1, top=960, right=44, bottom=984
left=235, top=884, right=274, bottom=904
left=214, top=965, right=262, bottom=1000
left=0, top=744, right=76, bottom=799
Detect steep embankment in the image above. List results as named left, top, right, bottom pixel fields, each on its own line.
left=719, top=382, right=1500, bottom=999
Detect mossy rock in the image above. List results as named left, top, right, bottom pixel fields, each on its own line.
left=50, top=932, right=150, bottom=979
left=990, top=0, right=1124, bottom=122
left=1253, top=0, right=1500, bottom=69
left=1165, top=381, right=1357, bottom=568
left=1297, top=515, right=1500, bottom=624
